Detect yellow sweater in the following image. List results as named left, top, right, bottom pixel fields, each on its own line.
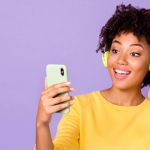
left=53, top=91, right=150, bottom=150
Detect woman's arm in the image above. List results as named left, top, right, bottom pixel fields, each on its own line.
left=36, top=123, right=53, bottom=150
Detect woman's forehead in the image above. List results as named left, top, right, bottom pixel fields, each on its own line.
left=112, top=32, right=149, bottom=46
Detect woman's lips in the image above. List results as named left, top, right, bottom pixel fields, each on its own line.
left=113, top=68, right=131, bottom=80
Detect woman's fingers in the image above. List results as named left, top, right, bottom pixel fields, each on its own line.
left=45, top=101, right=72, bottom=114
left=43, top=81, right=71, bottom=93
left=42, top=96, right=74, bottom=114
left=44, top=80, right=71, bottom=90
left=41, top=81, right=75, bottom=109
left=41, top=86, right=74, bottom=100
left=43, top=96, right=73, bottom=106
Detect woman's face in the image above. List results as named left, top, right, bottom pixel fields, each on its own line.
left=108, top=32, right=150, bottom=90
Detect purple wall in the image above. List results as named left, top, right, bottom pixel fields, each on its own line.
left=0, top=0, right=149, bottom=149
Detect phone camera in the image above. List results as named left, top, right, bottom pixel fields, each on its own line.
left=60, top=68, right=64, bottom=76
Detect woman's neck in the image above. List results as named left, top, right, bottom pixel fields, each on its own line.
left=101, top=86, right=145, bottom=106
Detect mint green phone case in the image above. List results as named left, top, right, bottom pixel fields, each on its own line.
left=46, top=64, right=70, bottom=113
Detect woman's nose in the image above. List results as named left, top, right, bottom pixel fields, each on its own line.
left=117, top=53, right=128, bottom=66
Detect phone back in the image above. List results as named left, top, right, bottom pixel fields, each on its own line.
left=46, top=64, right=67, bottom=86
left=46, top=64, right=69, bottom=113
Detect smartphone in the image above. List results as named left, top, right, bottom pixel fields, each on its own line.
left=46, top=64, right=70, bottom=113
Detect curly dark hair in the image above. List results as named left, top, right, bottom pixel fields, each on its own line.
left=96, top=4, right=150, bottom=88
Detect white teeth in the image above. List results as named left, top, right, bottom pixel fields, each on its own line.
left=114, top=69, right=130, bottom=75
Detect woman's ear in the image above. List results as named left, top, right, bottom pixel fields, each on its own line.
left=148, top=88, right=150, bottom=99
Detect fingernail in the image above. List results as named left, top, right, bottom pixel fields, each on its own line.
left=66, top=82, right=71, bottom=85
left=70, top=101, right=74, bottom=105
left=70, top=88, right=75, bottom=91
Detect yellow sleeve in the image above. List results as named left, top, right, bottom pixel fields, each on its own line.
left=53, top=96, right=80, bottom=150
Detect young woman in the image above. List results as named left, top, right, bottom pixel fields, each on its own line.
left=36, top=4, right=150, bottom=150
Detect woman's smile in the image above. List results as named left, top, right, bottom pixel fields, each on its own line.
left=113, top=68, right=131, bottom=80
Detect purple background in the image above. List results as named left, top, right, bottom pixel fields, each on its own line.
left=0, top=0, right=149, bottom=149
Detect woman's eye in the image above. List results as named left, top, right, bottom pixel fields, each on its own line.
left=131, top=52, right=141, bottom=57
left=111, top=49, right=118, bottom=54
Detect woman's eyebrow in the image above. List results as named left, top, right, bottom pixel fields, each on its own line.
left=130, top=44, right=144, bottom=49
left=112, top=40, right=144, bottom=49
left=112, top=40, right=121, bottom=45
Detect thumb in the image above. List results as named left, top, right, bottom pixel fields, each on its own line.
left=148, top=88, right=150, bottom=99
left=45, top=77, right=48, bottom=89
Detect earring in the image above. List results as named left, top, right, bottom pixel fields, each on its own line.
left=149, top=64, right=150, bottom=71
left=102, top=51, right=109, bottom=67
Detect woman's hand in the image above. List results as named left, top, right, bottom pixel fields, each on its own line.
left=36, top=79, right=74, bottom=127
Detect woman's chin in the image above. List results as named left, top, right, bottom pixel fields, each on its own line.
left=112, top=82, right=137, bottom=91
